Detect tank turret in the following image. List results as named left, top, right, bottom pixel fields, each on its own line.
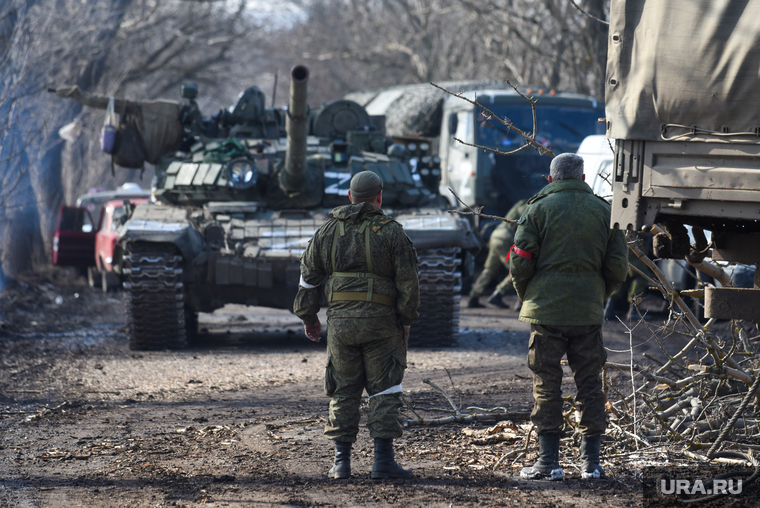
left=279, top=65, right=310, bottom=194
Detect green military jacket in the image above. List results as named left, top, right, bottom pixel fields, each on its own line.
left=509, top=179, right=628, bottom=325
left=294, top=202, right=420, bottom=326
left=489, top=199, right=529, bottom=258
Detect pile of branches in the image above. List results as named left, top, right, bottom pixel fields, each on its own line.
left=601, top=231, right=760, bottom=466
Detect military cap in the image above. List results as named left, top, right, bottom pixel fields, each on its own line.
left=350, top=171, right=383, bottom=199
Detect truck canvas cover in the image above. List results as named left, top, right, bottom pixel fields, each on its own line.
left=606, top=0, right=760, bottom=141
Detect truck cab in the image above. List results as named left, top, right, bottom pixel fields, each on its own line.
left=577, top=134, right=615, bottom=199
left=439, top=89, right=605, bottom=219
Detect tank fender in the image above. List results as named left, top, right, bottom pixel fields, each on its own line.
left=117, top=204, right=206, bottom=261
left=394, top=212, right=481, bottom=251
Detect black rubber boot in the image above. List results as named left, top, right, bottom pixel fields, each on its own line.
left=487, top=292, right=509, bottom=309
left=371, top=438, right=412, bottom=479
left=580, top=435, right=606, bottom=479
left=327, top=441, right=351, bottom=479
left=520, top=434, right=564, bottom=480
left=467, top=296, right=485, bottom=308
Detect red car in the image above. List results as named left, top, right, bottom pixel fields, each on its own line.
left=52, top=185, right=150, bottom=292
left=93, top=198, right=149, bottom=291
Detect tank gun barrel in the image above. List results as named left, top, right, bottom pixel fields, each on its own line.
left=279, top=65, right=310, bottom=193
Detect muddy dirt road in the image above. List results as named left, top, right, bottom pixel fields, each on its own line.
left=0, top=274, right=652, bottom=507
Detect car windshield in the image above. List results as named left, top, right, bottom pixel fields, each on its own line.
left=476, top=103, right=605, bottom=154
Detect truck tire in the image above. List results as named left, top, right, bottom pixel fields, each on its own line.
left=123, top=244, right=187, bottom=350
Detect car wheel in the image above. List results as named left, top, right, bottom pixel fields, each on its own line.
left=101, top=269, right=121, bottom=293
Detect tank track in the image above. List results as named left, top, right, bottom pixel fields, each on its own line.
left=411, top=247, right=462, bottom=347
left=123, top=244, right=187, bottom=350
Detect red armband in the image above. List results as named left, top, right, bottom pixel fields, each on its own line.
left=506, top=244, right=534, bottom=262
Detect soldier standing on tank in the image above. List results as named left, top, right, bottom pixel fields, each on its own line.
left=509, top=153, right=628, bottom=480
left=467, top=199, right=529, bottom=309
left=294, top=171, right=420, bottom=480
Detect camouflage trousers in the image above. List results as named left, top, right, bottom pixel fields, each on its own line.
left=527, top=324, right=607, bottom=436
left=324, top=316, right=407, bottom=442
left=470, top=245, right=514, bottom=297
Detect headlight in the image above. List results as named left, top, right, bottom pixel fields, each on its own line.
left=226, top=158, right=257, bottom=189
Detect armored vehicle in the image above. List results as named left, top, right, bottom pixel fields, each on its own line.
left=54, top=66, right=477, bottom=349
left=606, top=0, right=760, bottom=322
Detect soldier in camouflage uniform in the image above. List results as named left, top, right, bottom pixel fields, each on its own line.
left=468, top=199, right=529, bottom=309
left=294, top=171, right=420, bottom=480
left=509, top=154, right=628, bottom=481
left=604, top=233, right=654, bottom=320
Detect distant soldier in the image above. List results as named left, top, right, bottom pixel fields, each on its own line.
left=294, top=171, right=420, bottom=480
left=604, top=233, right=653, bottom=320
left=467, top=199, right=528, bottom=309
left=509, top=154, right=628, bottom=480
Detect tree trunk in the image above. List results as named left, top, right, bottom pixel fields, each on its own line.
left=587, top=0, right=608, bottom=98
left=27, top=0, right=134, bottom=269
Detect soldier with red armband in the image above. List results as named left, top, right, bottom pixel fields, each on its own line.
left=509, top=153, right=628, bottom=480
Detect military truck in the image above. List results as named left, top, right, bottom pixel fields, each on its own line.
left=53, top=66, right=477, bottom=349
left=606, top=0, right=760, bottom=322
left=350, top=83, right=605, bottom=220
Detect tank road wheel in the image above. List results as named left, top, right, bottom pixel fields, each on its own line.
left=411, top=247, right=462, bottom=347
left=122, top=244, right=187, bottom=350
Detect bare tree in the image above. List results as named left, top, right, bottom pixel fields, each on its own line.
left=270, top=0, right=493, bottom=103
left=0, top=0, right=271, bottom=277
left=267, top=0, right=609, bottom=102
left=460, top=0, right=608, bottom=96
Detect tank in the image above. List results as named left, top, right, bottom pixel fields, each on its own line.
left=53, top=66, right=478, bottom=349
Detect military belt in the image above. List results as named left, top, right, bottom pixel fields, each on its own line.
left=332, top=271, right=389, bottom=279
left=330, top=291, right=396, bottom=307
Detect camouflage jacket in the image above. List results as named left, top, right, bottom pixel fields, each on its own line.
left=294, top=202, right=420, bottom=326
left=509, top=179, right=628, bottom=325
left=489, top=199, right=529, bottom=257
